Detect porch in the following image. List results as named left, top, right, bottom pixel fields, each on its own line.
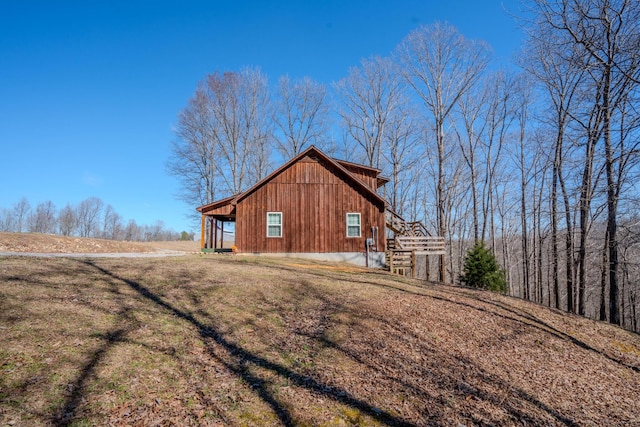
left=197, top=196, right=237, bottom=253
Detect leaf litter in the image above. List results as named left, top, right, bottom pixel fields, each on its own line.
left=0, top=252, right=639, bottom=426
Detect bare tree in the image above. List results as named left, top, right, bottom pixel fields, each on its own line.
left=527, top=0, right=640, bottom=326
left=455, top=82, right=488, bottom=244
left=169, top=66, right=273, bottom=217
left=124, top=219, right=142, bottom=241
left=538, top=0, right=639, bottom=324
left=599, top=78, right=640, bottom=321
left=0, top=208, right=13, bottom=232
left=274, top=75, right=329, bottom=159
left=58, top=203, right=77, bottom=236
left=11, top=198, right=31, bottom=233
left=334, top=56, right=408, bottom=169
left=168, top=85, right=219, bottom=212
left=144, top=220, right=165, bottom=241
left=27, top=201, right=57, bottom=234
left=211, top=67, right=273, bottom=194
left=382, top=107, right=423, bottom=215
left=480, top=71, right=515, bottom=249
left=618, top=216, right=640, bottom=331
left=102, top=204, right=123, bottom=240
left=576, top=88, right=605, bottom=316
left=521, top=21, right=586, bottom=312
left=514, top=79, right=534, bottom=301
left=76, top=197, right=104, bottom=238
left=397, top=22, right=491, bottom=281
left=242, top=68, right=274, bottom=184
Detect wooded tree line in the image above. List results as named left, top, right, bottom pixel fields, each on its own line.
left=169, top=0, right=640, bottom=332
left=0, top=197, right=189, bottom=241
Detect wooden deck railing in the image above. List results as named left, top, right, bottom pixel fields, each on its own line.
left=395, top=236, right=445, bottom=254
left=407, top=221, right=430, bottom=237
left=385, top=208, right=408, bottom=235
left=385, top=208, right=432, bottom=237
left=388, top=250, right=413, bottom=275
left=385, top=208, right=444, bottom=279
left=386, top=236, right=446, bottom=279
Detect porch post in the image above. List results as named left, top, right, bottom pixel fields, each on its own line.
left=200, top=214, right=205, bottom=250
left=411, top=251, right=416, bottom=278
left=426, top=255, right=431, bottom=282
left=214, top=219, right=218, bottom=249
left=208, top=217, right=214, bottom=250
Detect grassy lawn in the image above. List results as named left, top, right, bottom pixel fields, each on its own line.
left=1, top=255, right=639, bottom=426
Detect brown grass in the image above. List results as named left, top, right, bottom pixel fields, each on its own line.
left=137, top=240, right=201, bottom=253
left=1, top=254, right=639, bottom=426
left=0, top=232, right=200, bottom=254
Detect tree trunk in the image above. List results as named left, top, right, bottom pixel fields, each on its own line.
left=560, top=170, right=575, bottom=313
left=520, top=132, right=530, bottom=301
left=604, top=75, right=620, bottom=325
left=600, top=230, right=609, bottom=321
left=551, top=129, right=561, bottom=309
left=577, top=130, right=597, bottom=316
left=437, top=118, right=447, bottom=283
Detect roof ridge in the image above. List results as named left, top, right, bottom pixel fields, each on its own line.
left=197, top=145, right=386, bottom=212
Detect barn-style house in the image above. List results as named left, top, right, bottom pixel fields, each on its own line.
left=196, top=146, right=444, bottom=272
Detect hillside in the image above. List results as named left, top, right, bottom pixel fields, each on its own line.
left=0, top=232, right=200, bottom=254
left=1, top=253, right=639, bottom=426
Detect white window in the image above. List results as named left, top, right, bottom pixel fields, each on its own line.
left=346, top=213, right=361, bottom=237
left=267, top=212, right=282, bottom=237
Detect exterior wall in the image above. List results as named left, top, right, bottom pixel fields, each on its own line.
left=202, top=204, right=235, bottom=216
left=235, top=156, right=386, bottom=253
left=338, top=163, right=379, bottom=190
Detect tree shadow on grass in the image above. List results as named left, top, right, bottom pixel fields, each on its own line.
left=285, top=279, right=581, bottom=427
left=50, top=269, right=141, bottom=426
left=285, top=261, right=640, bottom=375
left=52, top=327, right=128, bottom=426
left=49, top=257, right=637, bottom=426
left=77, top=259, right=416, bottom=427
left=434, top=286, right=640, bottom=373
left=229, top=260, right=638, bottom=424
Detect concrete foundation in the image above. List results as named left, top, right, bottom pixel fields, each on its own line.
left=239, top=251, right=387, bottom=268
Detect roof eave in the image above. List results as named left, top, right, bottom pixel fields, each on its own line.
left=198, top=145, right=388, bottom=210
left=196, top=194, right=238, bottom=213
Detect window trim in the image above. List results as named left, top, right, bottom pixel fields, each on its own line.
left=266, top=212, right=283, bottom=238
left=346, top=212, right=361, bottom=238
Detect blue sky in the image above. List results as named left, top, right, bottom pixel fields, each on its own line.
left=0, top=0, right=523, bottom=234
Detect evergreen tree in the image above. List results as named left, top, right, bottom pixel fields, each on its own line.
left=460, top=242, right=507, bottom=293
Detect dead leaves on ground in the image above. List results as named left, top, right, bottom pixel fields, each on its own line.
left=1, top=256, right=639, bottom=426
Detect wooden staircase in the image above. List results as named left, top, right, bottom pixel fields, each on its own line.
left=385, top=209, right=445, bottom=279
left=385, top=209, right=431, bottom=237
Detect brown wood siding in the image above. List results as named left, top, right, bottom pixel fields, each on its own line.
left=338, top=164, right=378, bottom=190
left=235, top=158, right=385, bottom=253
left=202, top=204, right=234, bottom=216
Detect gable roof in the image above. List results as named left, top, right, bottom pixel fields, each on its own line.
left=195, top=194, right=236, bottom=216
left=196, top=146, right=387, bottom=214
left=333, top=159, right=390, bottom=189
left=334, top=158, right=382, bottom=174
